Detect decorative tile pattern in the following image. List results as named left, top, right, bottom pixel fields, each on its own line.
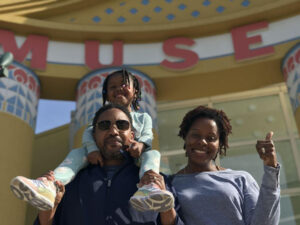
left=203, top=0, right=211, bottom=7
left=166, top=14, right=175, bottom=20
left=92, top=16, right=101, bottom=23
left=154, top=6, right=162, bottom=13
left=74, top=67, right=158, bottom=135
left=130, top=8, right=138, bottom=14
left=242, top=0, right=250, bottom=7
left=178, top=4, right=186, bottom=10
left=191, top=10, right=200, bottom=17
left=105, top=8, right=114, bottom=14
left=216, top=6, right=225, bottom=13
left=118, top=16, right=126, bottom=23
left=141, top=0, right=149, bottom=5
left=142, top=16, right=151, bottom=22
left=282, top=43, right=300, bottom=112
left=0, top=62, right=40, bottom=129
left=88, top=0, right=252, bottom=25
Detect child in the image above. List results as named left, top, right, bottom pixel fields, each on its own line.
left=10, top=68, right=174, bottom=213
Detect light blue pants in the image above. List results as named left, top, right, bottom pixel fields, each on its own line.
left=53, top=148, right=161, bottom=185
left=53, top=147, right=88, bottom=185
left=139, top=150, right=160, bottom=179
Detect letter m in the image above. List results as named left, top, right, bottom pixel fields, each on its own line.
left=0, top=29, right=48, bottom=70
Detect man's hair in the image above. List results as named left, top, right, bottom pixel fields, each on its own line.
left=102, top=68, right=142, bottom=111
left=92, top=103, right=133, bottom=133
left=178, top=105, right=232, bottom=156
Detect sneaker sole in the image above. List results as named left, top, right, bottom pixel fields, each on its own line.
left=130, top=191, right=174, bottom=212
left=10, top=177, right=54, bottom=211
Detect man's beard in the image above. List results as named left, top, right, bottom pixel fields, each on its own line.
left=101, top=136, right=125, bottom=161
left=101, top=148, right=124, bottom=161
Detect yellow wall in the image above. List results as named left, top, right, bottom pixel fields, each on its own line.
left=0, top=113, right=35, bottom=225
left=25, top=124, right=70, bottom=225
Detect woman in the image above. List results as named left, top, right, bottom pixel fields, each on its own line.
left=142, top=105, right=280, bottom=225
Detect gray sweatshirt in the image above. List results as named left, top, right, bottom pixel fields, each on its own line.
left=172, top=165, right=280, bottom=225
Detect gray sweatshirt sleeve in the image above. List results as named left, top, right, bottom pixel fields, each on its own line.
left=82, top=124, right=99, bottom=154
left=245, top=164, right=281, bottom=225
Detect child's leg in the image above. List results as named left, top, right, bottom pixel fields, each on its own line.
left=10, top=147, right=88, bottom=211
left=130, top=150, right=174, bottom=212
left=54, top=147, right=88, bottom=185
left=139, top=150, right=160, bottom=179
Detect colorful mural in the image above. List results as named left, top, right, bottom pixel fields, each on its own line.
left=0, top=62, right=40, bottom=129
left=74, top=67, right=157, bottom=134
left=282, top=43, right=300, bottom=112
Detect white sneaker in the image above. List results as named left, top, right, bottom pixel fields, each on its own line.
left=130, top=183, right=174, bottom=212
left=10, top=176, right=57, bottom=211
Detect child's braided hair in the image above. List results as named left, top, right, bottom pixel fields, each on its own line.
left=102, top=68, right=141, bottom=111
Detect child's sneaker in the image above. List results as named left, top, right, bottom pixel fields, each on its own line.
left=10, top=176, right=57, bottom=211
left=130, top=183, right=174, bottom=212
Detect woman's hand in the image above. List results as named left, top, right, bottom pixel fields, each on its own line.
left=139, top=170, right=166, bottom=190
left=126, top=140, right=144, bottom=158
left=256, top=131, right=278, bottom=168
left=87, top=151, right=104, bottom=166
left=140, top=170, right=176, bottom=225
left=54, top=180, right=65, bottom=207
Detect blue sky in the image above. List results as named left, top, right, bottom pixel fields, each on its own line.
left=35, top=99, right=76, bottom=134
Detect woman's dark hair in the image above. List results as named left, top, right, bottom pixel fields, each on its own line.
left=102, top=68, right=141, bottom=111
left=92, top=103, right=133, bottom=133
left=178, top=105, right=232, bottom=156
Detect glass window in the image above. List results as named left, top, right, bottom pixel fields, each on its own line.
left=157, top=85, right=300, bottom=224
left=220, top=141, right=300, bottom=189
left=280, top=194, right=300, bottom=225
left=214, top=95, right=289, bottom=142
left=161, top=153, right=186, bottom=174
left=158, top=106, right=194, bottom=152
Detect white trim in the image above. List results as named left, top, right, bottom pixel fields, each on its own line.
left=1, top=15, right=299, bottom=65
left=158, top=83, right=287, bottom=111
left=281, top=188, right=300, bottom=196
left=280, top=214, right=300, bottom=223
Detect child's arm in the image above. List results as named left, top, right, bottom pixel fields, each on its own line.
left=82, top=124, right=104, bottom=166
left=126, top=113, right=153, bottom=158
left=82, top=124, right=98, bottom=154
left=126, top=140, right=144, bottom=158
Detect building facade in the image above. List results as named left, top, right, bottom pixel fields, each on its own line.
left=0, top=0, right=300, bottom=224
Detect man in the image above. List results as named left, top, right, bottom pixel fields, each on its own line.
left=35, top=104, right=183, bottom=225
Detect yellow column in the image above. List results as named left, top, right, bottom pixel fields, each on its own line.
left=0, top=62, right=40, bottom=225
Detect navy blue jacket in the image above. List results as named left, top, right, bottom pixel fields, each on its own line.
left=34, top=157, right=184, bottom=225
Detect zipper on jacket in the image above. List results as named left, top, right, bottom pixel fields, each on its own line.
left=107, top=179, right=112, bottom=187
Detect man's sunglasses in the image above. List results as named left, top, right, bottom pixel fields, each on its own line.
left=96, top=120, right=130, bottom=131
